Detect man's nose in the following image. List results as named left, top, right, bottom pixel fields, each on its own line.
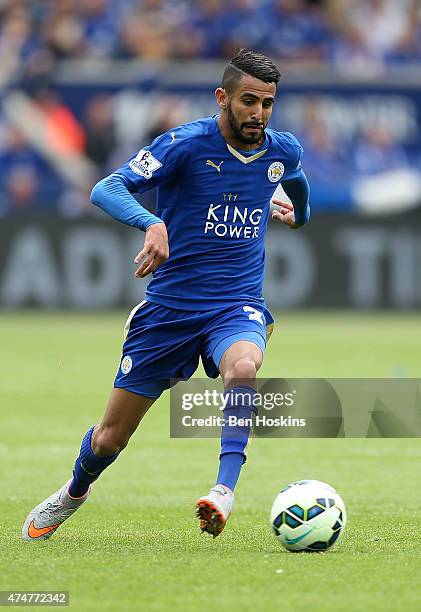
left=250, top=105, right=263, bottom=121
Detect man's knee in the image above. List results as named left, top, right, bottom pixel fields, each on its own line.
left=92, top=425, right=129, bottom=457
left=224, top=357, right=257, bottom=386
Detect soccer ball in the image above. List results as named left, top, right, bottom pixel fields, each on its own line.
left=270, top=479, right=346, bottom=552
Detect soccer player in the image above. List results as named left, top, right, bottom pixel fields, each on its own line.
left=22, top=49, right=310, bottom=541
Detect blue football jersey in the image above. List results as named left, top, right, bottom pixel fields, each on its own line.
left=115, top=116, right=304, bottom=311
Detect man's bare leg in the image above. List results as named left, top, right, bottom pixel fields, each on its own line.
left=92, top=388, right=155, bottom=456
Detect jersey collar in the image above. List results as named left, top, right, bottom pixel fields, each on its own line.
left=226, top=142, right=268, bottom=164
left=213, top=115, right=269, bottom=164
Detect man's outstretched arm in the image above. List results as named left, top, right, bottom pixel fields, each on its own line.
left=91, top=172, right=163, bottom=230
left=272, top=172, right=310, bottom=229
left=91, top=173, right=168, bottom=277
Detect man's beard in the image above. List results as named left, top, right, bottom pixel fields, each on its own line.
left=227, top=103, right=264, bottom=145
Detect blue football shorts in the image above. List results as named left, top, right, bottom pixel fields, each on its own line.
left=114, top=300, right=275, bottom=399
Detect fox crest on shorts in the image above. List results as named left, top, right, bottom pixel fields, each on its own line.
left=121, top=355, right=132, bottom=375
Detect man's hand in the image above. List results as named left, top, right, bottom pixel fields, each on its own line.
left=271, top=199, right=300, bottom=230
left=134, top=222, right=169, bottom=278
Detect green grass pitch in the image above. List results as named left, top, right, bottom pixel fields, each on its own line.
left=1, top=311, right=421, bottom=611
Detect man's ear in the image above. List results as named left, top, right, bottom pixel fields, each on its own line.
left=215, top=87, right=228, bottom=110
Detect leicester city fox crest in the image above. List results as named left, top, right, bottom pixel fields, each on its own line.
left=121, top=355, right=133, bottom=374
left=267, top=161, right=284, bottom=182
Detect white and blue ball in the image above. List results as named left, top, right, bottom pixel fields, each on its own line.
left=270, top=479, right=346, bottom=552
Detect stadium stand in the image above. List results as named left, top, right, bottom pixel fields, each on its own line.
left=1, top=0, right=421, bottom=215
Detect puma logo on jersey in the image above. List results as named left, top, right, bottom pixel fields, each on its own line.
left=206, top=160, right=223, bottom=174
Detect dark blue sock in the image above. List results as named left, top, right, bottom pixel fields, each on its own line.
left=69, top=426, right=119, bottom=498
left=216, top=386, right=256, bottom=492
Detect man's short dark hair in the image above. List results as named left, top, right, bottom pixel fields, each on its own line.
left=222, top=49, right=281, bottom=95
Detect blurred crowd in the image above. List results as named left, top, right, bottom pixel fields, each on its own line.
left=0, top=0, right=421, bottom=71
left=1, top=87, right=419, bottom=216
left=1, top=0, right=421, bottom=216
